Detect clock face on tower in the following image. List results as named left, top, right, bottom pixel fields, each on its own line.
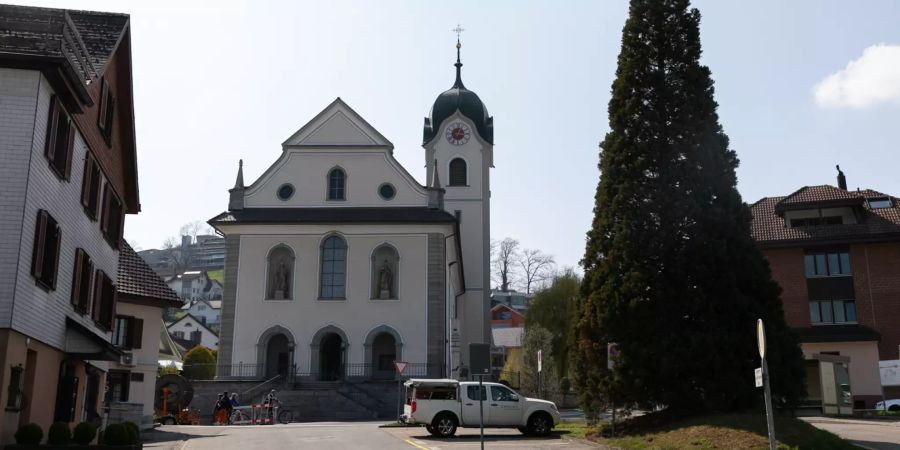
left=445, top=122, right=471, bottom=146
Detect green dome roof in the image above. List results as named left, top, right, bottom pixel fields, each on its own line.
left=423, top=56, right=493, bottom=145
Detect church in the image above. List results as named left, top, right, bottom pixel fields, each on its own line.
left=210, top=41, right=493, bottom=382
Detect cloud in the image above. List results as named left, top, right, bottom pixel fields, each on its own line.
left=814, top=44, right=900, bottom=109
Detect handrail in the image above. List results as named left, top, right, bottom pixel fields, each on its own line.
left=240, top=375, right=283, bottom=403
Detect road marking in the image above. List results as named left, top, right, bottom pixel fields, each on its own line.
left=404, top=438, right=431, bottom=450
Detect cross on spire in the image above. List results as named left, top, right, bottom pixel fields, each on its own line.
left=452, top=24, right=465, bottom=88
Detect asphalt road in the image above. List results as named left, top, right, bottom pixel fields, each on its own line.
left=802, top=417, right=900, bottom=450
left=143, top=421, right=599, bottom=450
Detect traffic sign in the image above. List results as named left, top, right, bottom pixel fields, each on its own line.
left=757, top=319, right=766, bottom=359
left=537, top=350, right=542, bottom=373
left=393, top=361, right=408, bottom=375
left=607, top=343, right=620, bottom=370
left=755, top=367, right=763, bottom=388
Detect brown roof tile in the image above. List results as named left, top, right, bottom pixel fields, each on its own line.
left=117, top=242, right=181, bottom=306
left=751, top=185, right=900, bottom=246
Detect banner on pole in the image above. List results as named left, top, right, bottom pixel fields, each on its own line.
left=537, top=350, right=542, bottom=373
left=755, top=367, right=763, bottom=388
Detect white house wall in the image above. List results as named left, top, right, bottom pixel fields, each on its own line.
left=168, top=319, right=218, bottom=350
left=6, top=71, right=119, bottom=348
left=109, top=302, right=164, bottom=426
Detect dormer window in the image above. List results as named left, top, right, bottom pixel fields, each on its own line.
left=868, top=197, right=892, bottom=209
left=790, top=216, right=842, bottom=227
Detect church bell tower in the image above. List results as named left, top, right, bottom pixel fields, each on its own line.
left=423, top=32, right=493, bottom=378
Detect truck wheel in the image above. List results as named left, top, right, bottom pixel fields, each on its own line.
left=517, top=426, right=528, bottom=435
left=527, top=412, right=552, bottom=437
left=425, top=424, right=438, bottom=436
left=431, top=413, right=458, bottom=438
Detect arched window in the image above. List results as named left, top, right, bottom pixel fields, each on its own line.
left=320, top=235, right=347, bottom=299
left=371, top=244, right=399, bottom=300
left=266, top=245, right=294, bottom=300
left=327, top=168, right=346, bottom=200
left=449, top=158, right=467, bottom=186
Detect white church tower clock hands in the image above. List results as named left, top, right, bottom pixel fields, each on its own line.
left=445, top=122, right=471, bottom=145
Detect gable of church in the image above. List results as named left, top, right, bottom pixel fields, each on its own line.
left=282, top=98, right=393, bottom=148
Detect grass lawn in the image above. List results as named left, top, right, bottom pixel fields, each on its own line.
left=206, top=269, right=224, bottom=284
left=560, top=413, right=862, bottom=450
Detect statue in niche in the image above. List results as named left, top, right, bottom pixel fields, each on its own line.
left=378, top=259, right=393, bottom=299
left=272, top=258, right=291, bottom=299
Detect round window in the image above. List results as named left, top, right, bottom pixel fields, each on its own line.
left=378, top=183, right=396, bottom=200
left=277, top=183, right=295, bottom=200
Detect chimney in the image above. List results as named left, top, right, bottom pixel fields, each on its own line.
left=836, top=165, right=847, bottom=190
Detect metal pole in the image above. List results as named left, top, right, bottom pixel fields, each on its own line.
left=763, top=357, right=776, bottom=450
left=479, top=375, right=485, bottom=450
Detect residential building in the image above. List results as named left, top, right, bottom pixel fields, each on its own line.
left=137, top=234, right=226, bottom=276
left=750, top=170, right=900, bottom=410
left=0, top=5, right=138, bottom=444
left=109, top=244, right=180, bottom=429
left=166, top=271, right=222, bottom=301
left=180, top=298, right=222, bottom=327
left=210, top=43, right=492, bottom=381
left=490, top=289, right=532, bottom=313
left=167, top=314, right=218, bottom=351
left=491, top=303, right=526, bottom=328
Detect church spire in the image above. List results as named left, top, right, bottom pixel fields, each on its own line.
left=233, top=159, right=245, bottom=189
left=431, top=158, right=442, bottom=188
left=452, top=24, right=465, bottom=89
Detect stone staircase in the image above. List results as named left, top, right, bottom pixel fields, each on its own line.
left=277, top=387, right=377, bottom=421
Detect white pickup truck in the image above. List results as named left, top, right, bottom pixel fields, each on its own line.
left=400, top=378, right=560, bottom=437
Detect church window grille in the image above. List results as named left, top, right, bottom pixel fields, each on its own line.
left=449, top=158, right=467, bottom=186
left=266, top=245, right=295, bottom=300
left=328, top=168, right=345, bottom=200
left=320, top=236, right=347, bottom=299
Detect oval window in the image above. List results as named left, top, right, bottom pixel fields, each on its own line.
left=379, top=183, right=396, bottom=200
left=277, top=184, right=295, bottom=200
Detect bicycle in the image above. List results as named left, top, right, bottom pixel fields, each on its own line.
left=262, top=391, right=294, bottom=424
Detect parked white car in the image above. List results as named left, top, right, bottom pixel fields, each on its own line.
left=875, top=398, right=900, bottom=412
left=400, top=378, right=560, bottom=437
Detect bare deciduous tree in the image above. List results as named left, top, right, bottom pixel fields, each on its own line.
left=491, top=237, right=520, bottom=292
left=518, top=248, right=556, bottom=294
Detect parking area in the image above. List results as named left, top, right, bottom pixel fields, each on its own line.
left=802, top=417, right=900, bottom=450
left=382, top=425, right=599, bottom=450
left=143, top=422, right=600, bottom=450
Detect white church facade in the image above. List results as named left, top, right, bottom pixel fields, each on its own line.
left=210, top=48, right=493, bottom=381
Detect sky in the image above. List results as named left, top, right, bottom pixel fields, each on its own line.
left=14, top=0, right=900, bottom=272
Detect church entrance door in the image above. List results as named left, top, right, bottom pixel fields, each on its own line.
left=266, top=333, right=291, bottom=378
left=371, top=332, right=396, bottom=380
left=319, top=333, right=344, bottom=381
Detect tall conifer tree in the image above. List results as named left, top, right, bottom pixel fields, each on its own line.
left=574, top=0, right=804, bottom=412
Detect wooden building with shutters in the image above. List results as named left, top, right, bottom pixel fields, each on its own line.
left=0, top=4, right=141, bottom=443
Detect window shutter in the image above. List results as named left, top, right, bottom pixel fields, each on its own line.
left=91, top=270, right=104, bottom=322
left=98, top=80, right=108, bottom=132
left=81, top=157, right=92, bottom=208
left=71, top=248, right=84, bottom=307
left=100, top=187, right=110, bottom=234
left=45, top=97, right=60, bottom=161
left=50, top=223, right=61, bottom=290
left=106, top=96, right=116, bottom=139
left=131, top=318, right=143, bottom=349
left=31, top=210, right=48, bottom=279
left=82, top=259, right=94, bottom=312
left=63, top=122, right=74, bottom=179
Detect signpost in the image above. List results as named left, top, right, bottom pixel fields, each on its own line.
left=537, top=349, right=543, bottom=398
left=469, top=343, right=491, bottom=450
left=393, top=361, right=408, bottom=422
left=757, top=319, right=776, bottom=450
